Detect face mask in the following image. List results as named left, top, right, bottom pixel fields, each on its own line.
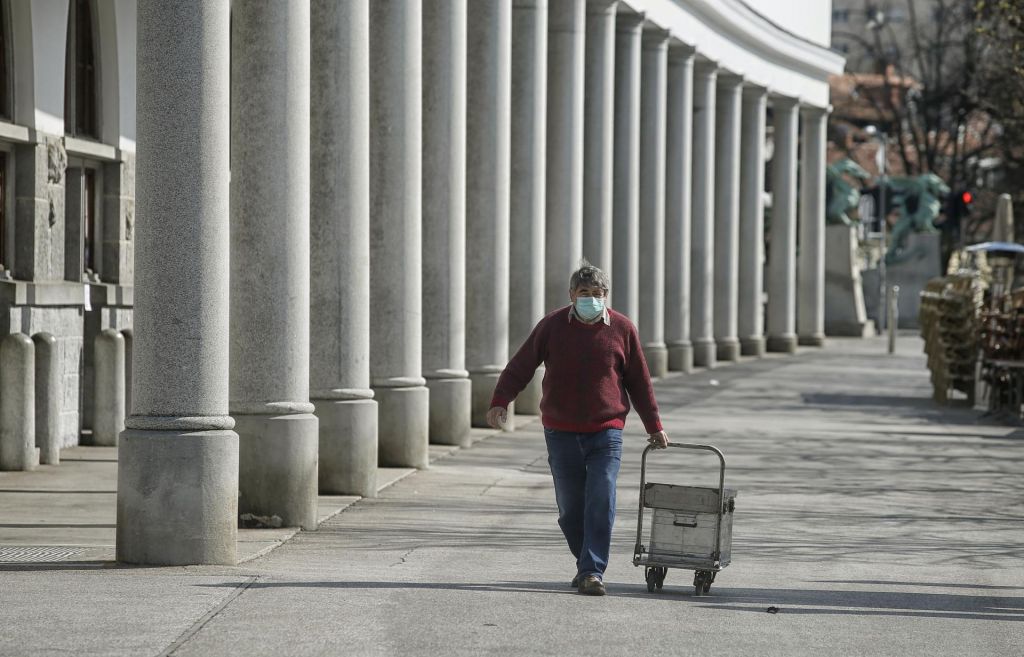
left=574, top=296, right=605, bottom=321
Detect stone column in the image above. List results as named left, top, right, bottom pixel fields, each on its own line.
left=13, top=138, right=65, bottom=282
left=545, top=0, right=585, bottom=310
left=738, top=86, right=768, bottom=356
left=423, top=0, right=471, bottom=445
left=767, top=97, right=800, bottom=353
left=713, top=74, right=743, bottom=362
left=33, top=332, right=61, bottom=465
left=119, top=0, right=238, bottom=566
left=467, top=0, right=513, bottom=429
left=369, top=0, right=429, bottom=467
left=93, top=329, right=125, bottom=446
left=638, top=28, right=669, bottom=377
left=612, top=12, right=643, bottom=320
left=665, top=44, right=695, bottom=372
left=509, top=0, right=548, bottom=415
left=582, top=0, right=617, bottom=273
left=690, top=60, right=718, bottom=368
left=311, top=0, right=377, bottom=497
left=798, top=106, right=828, bottom=346
left=0, top=333, right=35, bottom=471
left=231, top=1, right=318, bottom=529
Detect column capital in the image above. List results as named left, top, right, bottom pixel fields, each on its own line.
left=642, top=25, right=671, bottom=49
left=586, top=0, right=619, bottom=15
left=693, top=58, right=718, bottom=79
left=800, top=104, right=831, bottom=119
left=716, top=71, right=744, bottom=89
left=667, top=41, right=696, bottom=62
left=742, top=83, right=769, bottom=101
left=771, top=94, right=801, bottom=110
left=616, top=10, right=645, bottom=33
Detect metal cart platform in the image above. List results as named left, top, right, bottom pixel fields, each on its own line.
left=633, top=442, right=736, bottom=596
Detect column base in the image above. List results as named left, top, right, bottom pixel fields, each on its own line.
left=767, top=334, right=798, bottom=354
left=427, top=377, right=472, bottom=446
left=374, top=385, right=430, bottom=469
left=667, top=342, right=693, bottom=373
left=515, top=367, right=543, bottom=415
left=236, top=413, right=319, bottom=530
left=314, top=398, right=378, bottom=498
left=692, top=339, right=717, bottom=369
left=740, top=336, right=766, bottom=357
left=470, top=371, right=515, bottom=431
left=117, top=429, right=238, bottom=566
left=716, top=338, right=740, bottom=363
left=643, top=343, right=668, bottom=378
left=798, top=333, right=826, bottom=347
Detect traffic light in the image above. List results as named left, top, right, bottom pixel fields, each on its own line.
left=945, top=189, right=973, bottom=226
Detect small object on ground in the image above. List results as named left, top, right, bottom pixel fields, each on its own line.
left=578, top=574, right=606, bottom=596
left=709, top=379, right=720, bottom=386
left=766, top=606, right=780, bottom=614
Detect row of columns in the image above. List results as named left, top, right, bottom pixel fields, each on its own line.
left=120, top=0, right=828, bottom=565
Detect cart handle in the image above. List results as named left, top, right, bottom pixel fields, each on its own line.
left=634, top=442, right=727, bottom=564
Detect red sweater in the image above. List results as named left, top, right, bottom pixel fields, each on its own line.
left=490, top=306, right=663, bottom=434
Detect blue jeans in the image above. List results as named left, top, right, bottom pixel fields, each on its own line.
left=544, top=427, right=623, bottom=579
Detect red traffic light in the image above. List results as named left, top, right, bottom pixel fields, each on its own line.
left=961, top=191, right=973, bottom=204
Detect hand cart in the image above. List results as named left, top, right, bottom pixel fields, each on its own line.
left=633, top=442, right=736, bottom=596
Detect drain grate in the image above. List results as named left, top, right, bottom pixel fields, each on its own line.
left=0, top=546, right=89, bottom=563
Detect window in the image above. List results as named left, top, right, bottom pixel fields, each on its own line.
left=64, top=162, right=102, bottom=282
left=0, top=152, right=7, bottom=276
left=65, top=0, right=98, bottom=138
left=832, top=9, right=851, bottom=23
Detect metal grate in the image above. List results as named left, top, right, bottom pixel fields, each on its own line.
left=0, top=546, right=88, bottom=563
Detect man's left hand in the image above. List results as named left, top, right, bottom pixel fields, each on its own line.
left=647, top=431, right=669, bottom=449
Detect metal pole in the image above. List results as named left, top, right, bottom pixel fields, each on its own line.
left=877, top=134, right=887, bottom=333
left=887, top=284, right=899, bottom=354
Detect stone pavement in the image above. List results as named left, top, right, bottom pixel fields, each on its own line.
left=2, top=336, right=1023, bottom=656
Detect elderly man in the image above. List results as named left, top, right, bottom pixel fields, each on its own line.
left=487, top=260, right=668, bottom=596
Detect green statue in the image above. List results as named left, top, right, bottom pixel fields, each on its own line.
left=825, top=158, right=871, bottom=226
left=885, top=173, right=950, bottom=264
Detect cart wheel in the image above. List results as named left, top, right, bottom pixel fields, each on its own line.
left=655, top=567, right=666, bottom=591
left=693, top=570, right=712, bottom=597
left=645, top=568, right=657, bottom=593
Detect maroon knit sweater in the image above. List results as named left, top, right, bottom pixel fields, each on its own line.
left=490, top=306, right=663, bottom=434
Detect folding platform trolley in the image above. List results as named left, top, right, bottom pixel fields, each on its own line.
left=633, top=442, right=736, bottom=596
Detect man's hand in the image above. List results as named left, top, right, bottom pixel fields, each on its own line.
left=647, top=431, right=669, bottom=449
left=486, top=406, right=508, bottom=429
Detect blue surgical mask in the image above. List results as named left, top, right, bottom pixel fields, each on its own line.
left=575, top=296, right=605, bottom=321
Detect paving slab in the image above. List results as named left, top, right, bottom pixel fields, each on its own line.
left=1, top=336, right=1022, bottom=656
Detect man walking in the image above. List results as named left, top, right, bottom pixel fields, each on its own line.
left=487, top=260, right=669, bottom=596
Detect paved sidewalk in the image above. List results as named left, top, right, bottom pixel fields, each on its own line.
left=2, top=336, right=1023, bottom=656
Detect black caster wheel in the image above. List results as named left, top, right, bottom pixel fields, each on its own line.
left=693, top=570, right=713, bottom=596
left=645, top=568, right=657, bottom=593
left=655, top=567, right=666, bottom=591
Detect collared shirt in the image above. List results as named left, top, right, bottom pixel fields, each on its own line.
left=568, top=303, right=612, bottom=326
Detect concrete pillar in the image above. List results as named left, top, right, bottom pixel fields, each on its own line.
left=738, top=86, right=768, bottom=357
left=14, top=138, right=65, bottom=282
left=690, top=60, right=718, bottom=368
left=582, top=0, right=617, bottom=274
left=665, top=44, right=695, bottom=373
left=33, top=333, right=60, bottom=465
left=467, top=0, right=514, bottom=429
left=767, top=97, right=800, bottom=353
left=93, top=329, right=125, bottom=447
left=0, top=333, right=36, bottom=471
left=119, top=0, right=238, bottom=566
left=612, top=12, right=643, bottom=320
left=423, top=0, right=472, bottom=446
left=231, top=1, right=318, bottom=530
left=798, top=106, right=828, bottom=347
left=713, top=74, right=743, bottom=363
left=509, top=0, right=548, bottom=415
left=638, top=28, right=669, bottom=377
left=545, top=0, right=585, bottom=311
left=369, top=0, right=429, bottom=467
left=311, top=0, right=378, bottom=497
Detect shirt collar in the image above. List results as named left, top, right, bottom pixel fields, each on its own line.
left=568, top=304, right=611, bottom=325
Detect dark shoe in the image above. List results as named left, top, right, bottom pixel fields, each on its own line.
left=570, top=574, right=580, bottom=588
left=577, top=574, right=606, bottom=596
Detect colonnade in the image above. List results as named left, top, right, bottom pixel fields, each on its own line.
left=118, top=0, right=830, bottom=565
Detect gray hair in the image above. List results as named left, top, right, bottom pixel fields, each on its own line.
left=569, top=258, right=610, bottom=292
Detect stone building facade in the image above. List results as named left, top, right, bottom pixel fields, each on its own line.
left=0, top=0, right=843, bottom=565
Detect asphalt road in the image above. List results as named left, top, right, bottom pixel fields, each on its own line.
left=2, top=336, right=1022, bottom=656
